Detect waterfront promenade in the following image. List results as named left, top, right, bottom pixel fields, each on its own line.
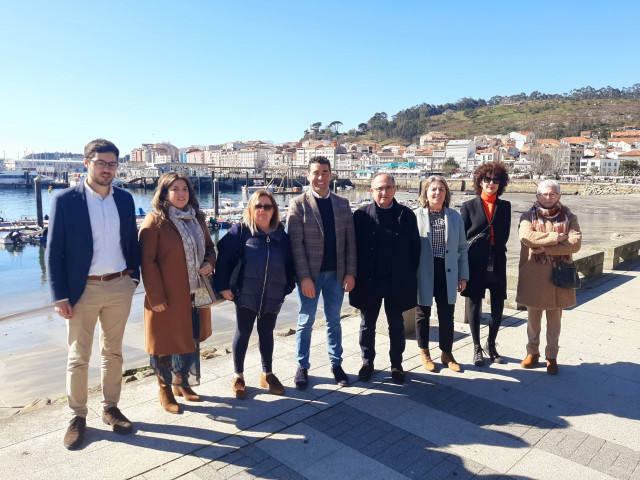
left=0, top=260, right=639, bottom=479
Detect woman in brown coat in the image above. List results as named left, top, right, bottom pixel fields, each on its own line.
left=140, top=172, right=216, bottom=413
left=516, top=180, right=581, bottom=375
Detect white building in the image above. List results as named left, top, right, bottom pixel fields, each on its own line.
left=445, top=139, right=476, bottom=171
left=237, top=147, right=270, bottom=169
left=295, top=144, right=347, bottom=169
left=509, top=131, right=535, bottom=150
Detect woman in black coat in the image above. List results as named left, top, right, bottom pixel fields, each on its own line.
left=460, top=162, right=511, bottom=366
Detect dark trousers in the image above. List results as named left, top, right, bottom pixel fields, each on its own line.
left=232, top=305, right=278, bottom=374
left=466, top=276, right=504, bottom=347
left=415, top=257, right=455, bottom=354
left=359, top=278, right=405, bottom=369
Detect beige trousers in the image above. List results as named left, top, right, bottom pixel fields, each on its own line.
left=66, top=275, right=136, bottom=418
left=526, top=307, right=562, bottom=359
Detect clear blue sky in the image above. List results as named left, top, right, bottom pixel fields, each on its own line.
left=2, top=0, right=639, bottom=158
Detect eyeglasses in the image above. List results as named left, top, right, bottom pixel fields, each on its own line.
left=91, top=160, right=119, bottom=170
left=537, top=192, right=559, bottom=199
left=372, top=186, right=395, bottom=192
left=255, top=204, right=274, bottom=211
left=483, top=177, right=499, bottom=184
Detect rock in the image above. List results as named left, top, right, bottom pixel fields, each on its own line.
left=276, top=328, right=295, bottom=337
left=200, top=347, right=218, bottom=357
left=124, top=375, right=138, bottom=383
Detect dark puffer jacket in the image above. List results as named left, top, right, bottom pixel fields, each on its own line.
left=215, top=222, right=295, bottom=315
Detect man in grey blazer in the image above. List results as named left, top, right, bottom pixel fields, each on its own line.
left=287, top=156, right=356, bottom=389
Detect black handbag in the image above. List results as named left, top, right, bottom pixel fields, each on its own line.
left=552, top=261, right=581, bottom=290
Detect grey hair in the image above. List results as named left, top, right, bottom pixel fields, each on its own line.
left=537, top=179, right=561, bottom=195
left=371, top=172, right=395, bottom=186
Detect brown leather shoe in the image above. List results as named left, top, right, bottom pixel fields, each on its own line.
left=546, top=358, right=559, bottom=375
left=441, top=352, right=461, bottom=372
left=420, top=349, right=436, bottom=372
left=233, top=377, right=247, bottom=399
left=521, top=353, right=540, bottom=369
left=102, top=407, right=133, bottom=434
left=63, top=416, right=86, bottom=450
left=158, top=378, right=180, bottom=414
left=173, top=386, right=201, bottom=402
left=260, top=373, right=285, bottom=395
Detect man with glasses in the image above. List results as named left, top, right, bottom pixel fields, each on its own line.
left=287, top=156, right=356, bottom=389
left=46, top=138, right=141, bottom=449
left=349, top=173, right=420, bottom=384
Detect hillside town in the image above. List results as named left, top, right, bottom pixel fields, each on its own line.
left=4, top=126, right=640, bottom=181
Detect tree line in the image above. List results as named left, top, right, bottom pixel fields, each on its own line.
left=303, top=83, right=640, bottom=144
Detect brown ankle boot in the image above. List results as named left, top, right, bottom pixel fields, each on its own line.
left=173, top=386, right=201, bottom=402
left=420, top=349, right=436, bottom=372
left=157, top=378, right=180, bottom=414
left=521, top=353, right=540, bottom=369
left=441, top=352, right=461, bottom=372
left=546, top=358, right=559, bottom=375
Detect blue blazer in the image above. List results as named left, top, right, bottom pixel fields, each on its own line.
left=46, top=182, right=141, bottom=306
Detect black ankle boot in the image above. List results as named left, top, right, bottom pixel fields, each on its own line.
left=485, top=341, right=504, bottom=364
left=473, top=344, right=484, bottom=366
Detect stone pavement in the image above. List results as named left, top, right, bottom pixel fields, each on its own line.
left=1, top=261, right=639, bottom=480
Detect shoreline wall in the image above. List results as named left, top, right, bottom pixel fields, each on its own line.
left=352, top=179, right=640, bottom=195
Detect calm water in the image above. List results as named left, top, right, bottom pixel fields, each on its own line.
left=1, top=186, right=640, bottom=319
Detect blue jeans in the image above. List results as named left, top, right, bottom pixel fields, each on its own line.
left=296, top=271, right=344, bottom=369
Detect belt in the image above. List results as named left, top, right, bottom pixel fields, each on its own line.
left=88, top=270, right=134, bottom=282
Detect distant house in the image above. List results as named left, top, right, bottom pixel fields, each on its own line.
left=619, top=150, right=640, bottom=163
left=509, top=131, right=536, bottom=150
left=419, top=131, right=453, bottom=148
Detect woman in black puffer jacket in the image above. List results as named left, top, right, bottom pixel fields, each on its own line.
left=215, top=190, right=295, bottom=399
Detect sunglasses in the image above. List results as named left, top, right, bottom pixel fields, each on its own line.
left=483, top=177, right=500, bottom=184
left=255, top=204, right=274, bottom=211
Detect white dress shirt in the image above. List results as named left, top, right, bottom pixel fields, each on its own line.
left=85, top=181, right=127, bottom=276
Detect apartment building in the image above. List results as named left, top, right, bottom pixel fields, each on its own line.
left=295, top=143, right=347, bottom=169
left=130, top=143, right=179, bottom=164
left=445, top=139, right=476, bottom=171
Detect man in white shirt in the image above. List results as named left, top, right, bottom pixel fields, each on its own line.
left=46, top=139, right=141, bottom=450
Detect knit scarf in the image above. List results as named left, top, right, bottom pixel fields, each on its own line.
left=530, top=201, right=571, bottom=264
left=169, top=205, right=205, bottom=292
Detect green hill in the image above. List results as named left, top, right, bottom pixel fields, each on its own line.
left=419, top=98, right=640, bottom=140
left=306, top=93, right=640, bottom=144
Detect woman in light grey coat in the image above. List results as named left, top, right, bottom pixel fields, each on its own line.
left=414, top=176, right=469, bottom=372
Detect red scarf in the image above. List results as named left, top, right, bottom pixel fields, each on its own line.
left=480, top=191, right=496, bottom=246
left=530, top=201, right=571, bottom=264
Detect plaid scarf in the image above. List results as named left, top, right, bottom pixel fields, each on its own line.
left=530, top=201, right=571, bottom=264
